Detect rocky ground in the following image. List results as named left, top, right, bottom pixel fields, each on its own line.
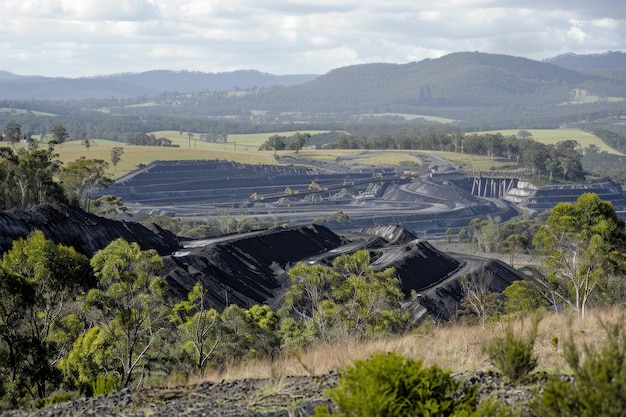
left=1, top=374, right=338, bottom=417
left=1, top=370, right=542, bottom=417
left=0, top=372, right=544, bottom=417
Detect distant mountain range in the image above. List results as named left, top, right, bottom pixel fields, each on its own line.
left=544, top=51, right=626, bottom=82
left=1, top=51, right=625, bottom=126
left=544, top=51, right=626, bottom=70
left=0, top=51, right=623, bottom=101
left=0, top=70, right=319, bottom=100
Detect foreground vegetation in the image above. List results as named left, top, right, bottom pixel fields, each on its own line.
left=213, top=306, right=624, bottom=383
left=1, top=190, right=626, bottom=414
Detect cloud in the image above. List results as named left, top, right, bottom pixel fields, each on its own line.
left=568, top=20, right=587, bottom=43
left=61, top=0, right=160, bottom=21
left=0, top=0, right=623, bottom=77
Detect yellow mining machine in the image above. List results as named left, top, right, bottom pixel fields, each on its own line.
left=308, top=181, right=327, bottom=191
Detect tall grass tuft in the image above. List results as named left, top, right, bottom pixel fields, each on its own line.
left=482, top=317, right=539, bottom=383
left=532, top=316, right=626, bottom=417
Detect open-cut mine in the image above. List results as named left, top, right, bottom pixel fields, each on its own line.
left=5, top=153, right=626, bottom=321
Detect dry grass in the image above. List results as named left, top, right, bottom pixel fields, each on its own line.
left=201, top=306, right=625, bottom=384
left=52, top=139, right=531, bottom=180
left=55, top=140, right=280, bottom=178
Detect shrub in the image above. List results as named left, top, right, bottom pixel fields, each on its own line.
left=92, top=374, right=120, bottom=397
left=532, top=319, right=626, bottom=417
left=313, top=352, right=480, bottom=416
left=34, top=392, right=74, bottom=409
left=482, top=319, right=538, bottom=383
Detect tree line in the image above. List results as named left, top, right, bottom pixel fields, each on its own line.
left=1, top=110, right=623, bottom=188
left=333, top=131, right=586, bottom=182
left=0, top=133, right=123, bottom=216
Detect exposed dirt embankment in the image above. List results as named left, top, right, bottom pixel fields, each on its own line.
left=0, top=204, right=180, bottom=257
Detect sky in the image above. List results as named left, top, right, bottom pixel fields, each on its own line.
left=1, top=0, right=625, bottom=78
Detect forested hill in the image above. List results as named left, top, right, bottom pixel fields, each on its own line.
left=261, top=52, right=609, bottom=112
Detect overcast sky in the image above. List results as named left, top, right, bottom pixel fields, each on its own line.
left=1, top=0, right=625, bottom=78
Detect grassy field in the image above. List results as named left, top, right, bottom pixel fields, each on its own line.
left=151, top=130, right=331, bottom=150
left=349, top=152, right=422, bottom=167
left=473, top=128, right=624, bottom=155
left=361, top=113, right=457, bottom=123
left=56, top=140, right=521, bottom=179
left=563, top=89, right=625, bottom=105
left=0, top=107, right=56, bottom=116
left=209, top=306, right=624, bottom=383
left=56, top=130, right=333, bottom=178
left=54, top=127, right=609, bottom=179
left=57, top=140, right=280, bottom=178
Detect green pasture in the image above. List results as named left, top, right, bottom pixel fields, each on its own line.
left=55, top=139, right=523, bottom=179
left=562, top=89, right=625, bottom=105
left=361, top=113, right=457, bottom=123
left=472, top=128, right=624, bottom=155
left=434, top=151, right=523, bottom=172
left=349, top=152, right=422, bottom=167
left=52, top=127, right=606, bottom=180
left=295, top=149, right=515, bottom=172
left=0, top=107, right=56, bottom=116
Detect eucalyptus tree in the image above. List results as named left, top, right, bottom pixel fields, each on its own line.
left=0, top=267, right=34, bottom=406
left=0, top=146, right=66, bottom=209
left=533, top=193, right=626, bottom=318
left=58, top=158, right=112, bottom=210
left=279, top=250, right=407, bottom=348
left=110, top=147, right=124, bottom=173
left=289, top=132, right=310, bottom=154
left=259, top=135, right=286, bottom=155
left=170, top=283, right=220, bottom=376
left=50, top=124, right=69, bottom=146
left=2, top=121, right=21, bottom=146
left=0, top=231, right=92, bottom=403
left=87, top=239, right=171, bottom=388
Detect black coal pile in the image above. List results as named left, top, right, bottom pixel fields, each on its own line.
left=0, top=204, right=180, bottom=257
left=0, top=203, right=526, bottom=322
left=163, top=224, right=346, bottom=309
left=162, top=224, right=527, bottom=322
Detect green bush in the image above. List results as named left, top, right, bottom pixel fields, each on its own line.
left=91, top=374, right=120, bottom=397
left=34, top=392, right=74, bottom=409
left=532, top=320, right=626, bottom=417
left=482, top=319, right=538, bottom=383
left=313, top=352, right=480, bottom=417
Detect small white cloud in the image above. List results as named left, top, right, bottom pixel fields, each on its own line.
left=592, top=18, right=618, bottom=29
left=568, top=19, right=587, bottom=42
